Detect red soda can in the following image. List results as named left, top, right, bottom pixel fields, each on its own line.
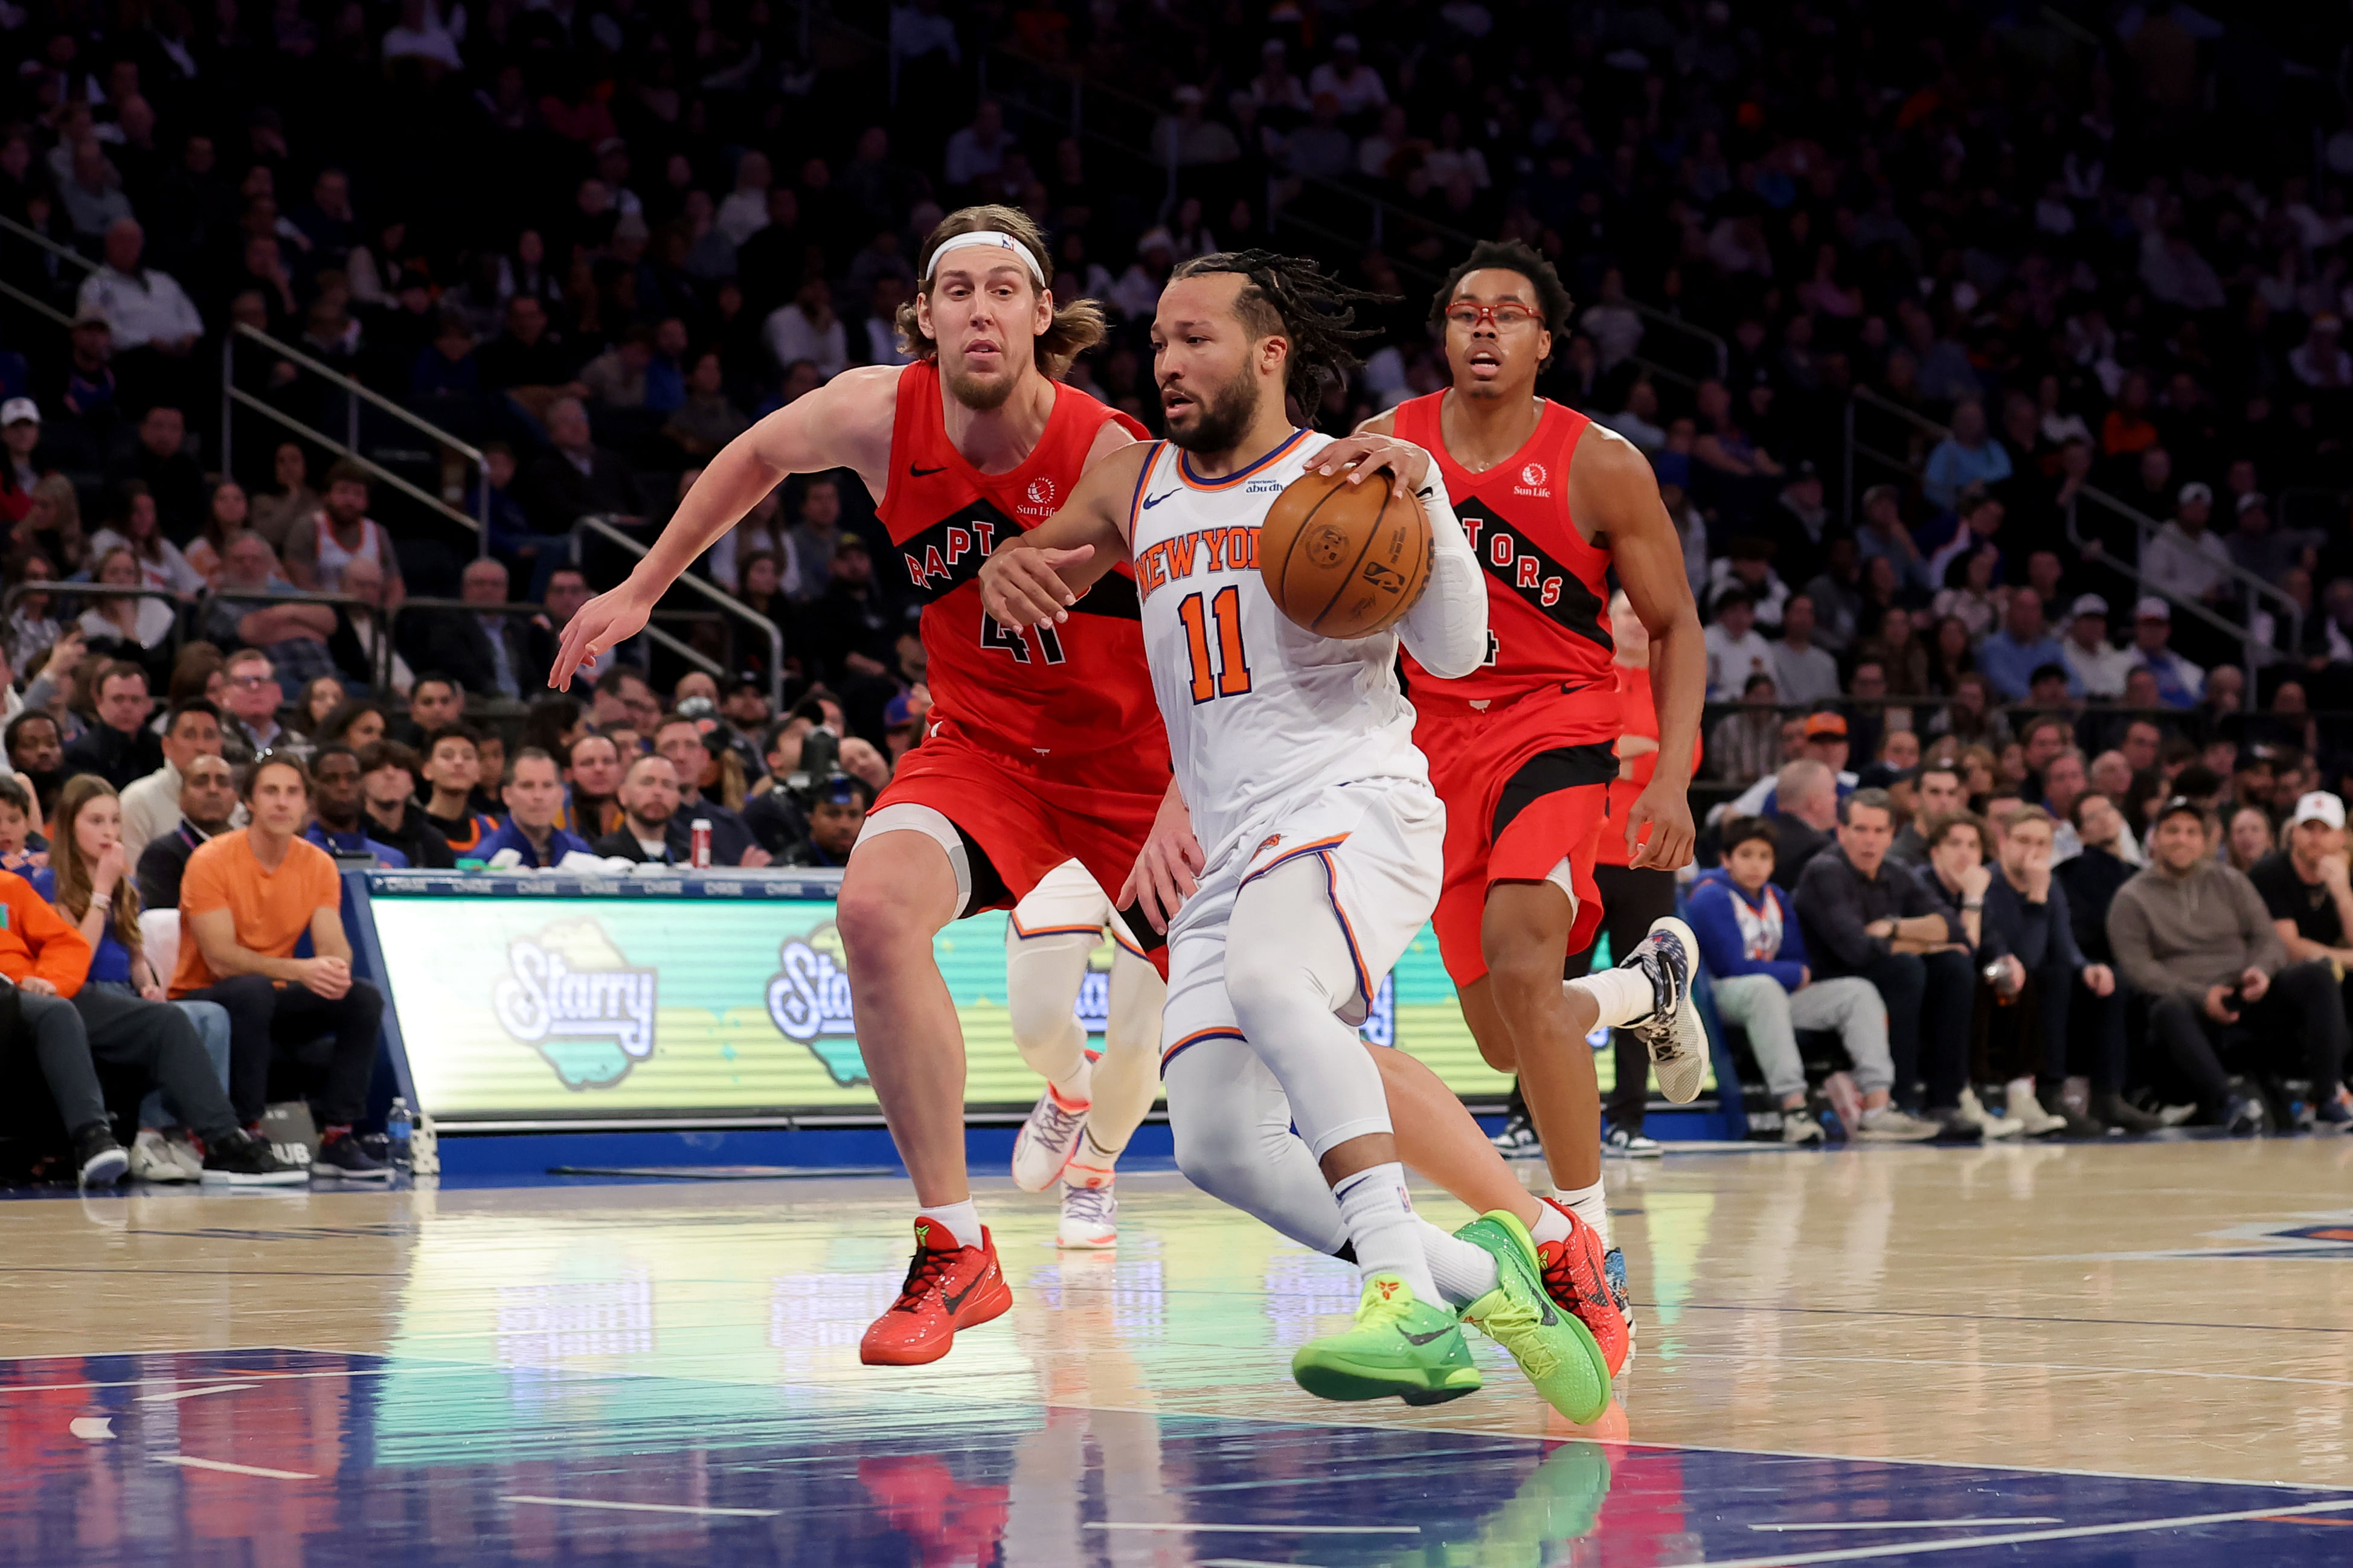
left=690, top=818, right=713, bottom=868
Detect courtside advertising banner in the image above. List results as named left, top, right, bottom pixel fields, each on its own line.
left=358, top=872, right=1519, bottom=1123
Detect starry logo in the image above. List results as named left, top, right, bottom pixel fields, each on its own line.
left=766, top=923, right=868, bottom=1085
left=493, top=921, right=659, bottom=1089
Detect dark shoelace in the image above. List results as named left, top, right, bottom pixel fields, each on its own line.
left=891, top=1244, right=959, bottom=1312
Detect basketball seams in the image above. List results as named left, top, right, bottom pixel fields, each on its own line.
left=1306, top=484, right=1392, bottom=635
left=1277, top=477, right=1347, bottom=630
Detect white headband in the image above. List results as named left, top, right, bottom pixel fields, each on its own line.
left=925, top=230, right=1047, bottom=287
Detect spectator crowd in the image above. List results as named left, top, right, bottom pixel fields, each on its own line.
left=2, top=1, right=2352, bottom=1169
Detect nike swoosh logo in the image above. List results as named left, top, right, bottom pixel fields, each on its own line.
left=942, top=1270, right=989, bottom=1314
left=1402, top=1326, right=1455, bottom=1345
left=1141, top=490, right=1178, bottom=508
left=909, top=463, right=948, bottom=477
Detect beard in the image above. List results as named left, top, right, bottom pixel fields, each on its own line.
left=1163, top=365, right=1261, bottom=453
left=941, top=353, right=1018, bottom=412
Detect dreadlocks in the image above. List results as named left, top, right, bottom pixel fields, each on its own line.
left=1169, top=250, right=1392, bottom=423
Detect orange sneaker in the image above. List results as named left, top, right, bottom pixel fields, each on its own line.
left=1534, top=1196, right=1631, bottom=1377
left=859, top=1219, right=1013, bottom=1366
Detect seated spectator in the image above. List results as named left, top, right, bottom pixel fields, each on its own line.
left=778, top=772, right=868, bottom=868
left=88, top=476, right=204, bottom=597
left=135, top=752, right=238, bottom=911
left=1759, top=759, right=1839, bottom=890
left=183, top=480, right=255, bottom=586
left=1979, top=807, right=2116, bottom=1136
left=1708, top=673, right=1782, bottom=785
left=1727, top=712, right=1855, bottom=818
left=476, top=295, right=587, bottom=425
left=2224, top=804, right=2273, bottom=874
left=389, top=673, right=464, bottom=747
left=0, top=853, right=293, bottom=1186
left=2114, top=799, right=2346, bottom=1134
left=559, top=732, right=625, bottom=840
left=301, top=745, right=408, bottom=867
left=2123, top=598, right=2204, bottom=708
left=61, top=661, right=163, bottom=792
left=283, top=461, right=405, bottom=601
left=515, top=396, right=646, bottom=537
left=416, top=725, right=499, bottom=857
left=1794, top=788, right=1979, bottom=1134
left=2249, top=792, right=2353, bottom=979
left=0, top=774, right=44, bottom=874
left=75, top=219, right=204, bottom=357
left=356, top=740, right=455, bottom=869
left=1705, top=540, right=1790, bottom=631
left=8, top=709, right=68, bottom=819
left=1922, top=399, right=2013, bottom=513
left=250, top=442, right=323, bottom=552
left=169, top=756, right=392, bottom=1177
left=1977, top=589, right=2073, bottom=702
left=475, top=747, right=595, bottom=868
left=211, top=648, right=290, bottom=764
left=1853, top=484, right=1927, bottom=591
left=1692, top=817, right=1937, bottom=1142
left=120, top=697, right=225, bottom=856
left=402, top=558, right=547, bottom=702
left=79, top=545, right=177, bottom=657
left=1770, top=594, right=1840, bottom=708
left=763, top=278, right=848, bottom=380
left=203, top=534, right=340, bottom=692
left=2140, top=484, right=2233, bottom=607
left=652, top=714, right=769, bottom=867
left=1704, top=586, right=1776, bottom=701
left=592, top=753, right=685, bottom=863
left=663, top=351, right=750, bottom=459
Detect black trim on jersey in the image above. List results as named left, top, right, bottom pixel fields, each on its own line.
left=1491, top=743, right=1618, bottom=842
left=893, top=500, right=1142, bottom=619
left=1453, top=498, right=1613, bottom=653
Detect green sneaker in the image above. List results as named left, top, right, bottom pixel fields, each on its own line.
left=1456, top=1211, right=1613, bottom=1423
left=1290, top=1272, right=1483, bottom=1406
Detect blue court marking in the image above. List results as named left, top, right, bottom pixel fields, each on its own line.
left=2, top=1348, right=2346, bottom=1567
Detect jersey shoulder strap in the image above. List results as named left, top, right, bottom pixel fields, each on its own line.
left=1392, top=391, right=1444, bottom=450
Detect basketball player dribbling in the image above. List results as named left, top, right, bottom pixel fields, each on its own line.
left=1356, top=240, right=1708, bottom=1372
left=980, top=251, right=1697, bottom=1414
left=1003, top=859, right=1164, bottom=1247
left=551, top=205, right=1173, bottom=1366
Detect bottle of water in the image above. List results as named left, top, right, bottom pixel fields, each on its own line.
left=387, top=1098, right=414, bottom=1171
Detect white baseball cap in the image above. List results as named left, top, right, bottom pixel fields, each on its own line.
left=0, top=397, right=37, bottom=427
left=2291, top=792, right=2346, bottom=830
left=2133, top=596, right=2170, bottom=621
left=2069, top=592, right=2107, bottom=619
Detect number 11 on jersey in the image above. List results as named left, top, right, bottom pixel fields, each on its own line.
left=1178, top=585, right=1251, bottom=703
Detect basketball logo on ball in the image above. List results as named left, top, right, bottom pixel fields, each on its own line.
left=1305, top=523, right=1352, bottom=568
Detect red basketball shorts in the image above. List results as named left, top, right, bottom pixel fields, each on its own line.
left=866, top=722, right=1172, bottom=968
left=1416, top=685, right=1622, bottom=988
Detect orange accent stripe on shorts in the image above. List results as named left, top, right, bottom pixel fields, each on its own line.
left=1315, top=851, right=1377, bottom=1005
left=1161, top=1026, right=1245, bottom=1070
left=1238, top=833, right=1350, bottom=887
left=1009, top=918, right=1110, bottom=940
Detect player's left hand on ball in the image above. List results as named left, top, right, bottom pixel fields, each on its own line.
left=978, top=543, right=1093, bottom=629
left=1625, top=778, right=1695, bottom=871
left=1313, top=435, right=1431, bottom=500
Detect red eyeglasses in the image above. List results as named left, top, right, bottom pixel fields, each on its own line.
left=1443, top=302, right=1539, bottom=331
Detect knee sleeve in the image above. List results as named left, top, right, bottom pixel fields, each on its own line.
left=1164, top=1037, right=1348, bottom=1255
left=1088, top=949, right=1166, bottom=1150
left=1223, top=857, right=1392, bottom=1160
left=1003, top=928, right=1095, bottom=1083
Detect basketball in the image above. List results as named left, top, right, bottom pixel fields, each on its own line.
left=1258, top=466, right=1434, bottom=639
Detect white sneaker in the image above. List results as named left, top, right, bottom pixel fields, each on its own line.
left=1855, top=1106, right=1941, bottom=1142
left=1781, top=1109, right=1825, bottom=1144
left=1011, top=1086, right=1090, bottom=1192
left=2005, top=1077, right=2067, bottom=1137
left=1624, top=916, right=1707, bottom=1104
left=163, top=1130, right=207, bottom=1180
left=1062, top=1133, right=1117, bottom=1191
left=130, top=1129, right=196, bottom=1183
left=1960, top=1087, right=2022, bottom=1139
left=1056, top=1180, right=1117, bottom=1249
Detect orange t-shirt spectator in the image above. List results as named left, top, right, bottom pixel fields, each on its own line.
left=169, top=824, right=341, bottom=994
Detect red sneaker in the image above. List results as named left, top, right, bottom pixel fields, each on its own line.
left=859, top=1219, right=1013, bottom=1366
left=1534, top=1196, right=1631, bottom=1377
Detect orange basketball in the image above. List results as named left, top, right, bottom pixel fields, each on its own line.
left=1258, top=467, right=1433, bottom=639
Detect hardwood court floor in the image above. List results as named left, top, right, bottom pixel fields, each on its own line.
left=2, top=1135, right=2351, bottom=1565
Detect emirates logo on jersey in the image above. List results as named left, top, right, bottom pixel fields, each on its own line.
left=1520, top=461, right=1547, bottom=487
left=1021, top=476, right=1057, bottom=514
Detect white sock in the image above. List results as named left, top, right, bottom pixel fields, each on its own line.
left=1334, top=1162, right=1440, bottom=1304
left=1048, top=1055, right=1093, bottom=1108
left=1419, top=1218, right=1501, bottom=1308
left=917, top=1199, right=984, bottom=1251
left=1567, top=967, right=1654, bottom=1029
left=1552, top=1180, right=1611, bottom=1251
left=1064, top=1125, right=1119, bottom=1189
left=1529, top=1197, right=1575, bottom=1249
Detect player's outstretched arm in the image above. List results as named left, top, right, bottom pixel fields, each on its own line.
left=1397, top=468, right=1488, bottom=679
left=976, top=444, right=1150, bottom=632
left=1575, top=427, right=1703, bottom=871
left=547, top=366, right=901, bottom=690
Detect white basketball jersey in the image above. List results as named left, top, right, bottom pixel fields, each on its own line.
left=1127, top=430, right=1429, bottom=864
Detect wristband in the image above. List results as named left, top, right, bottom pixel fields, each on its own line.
left=1962, top=898, right=1983, bottom=910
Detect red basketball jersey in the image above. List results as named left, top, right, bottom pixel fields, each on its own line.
left=876, top=361, right=1159, bottom=764
left=1392, top=393, right=1617, bottom=712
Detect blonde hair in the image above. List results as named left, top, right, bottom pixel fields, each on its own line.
left=896, top=205, right=1105, bottom=380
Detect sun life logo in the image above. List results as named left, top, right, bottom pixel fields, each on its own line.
left=1024, top=476, right=1056, bottom=512
left=1520, top=461, right=1546, bottom=487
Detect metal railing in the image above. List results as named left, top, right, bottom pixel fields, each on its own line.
left=3, top=582, right=190, bottom=668
left=222, top=322, right=492, bottom=557
left=0, top=213, right=92, bottom=329
left=384, top=594, right=727, bottom=694
left=201, top=585, right=390, bottom=682
left=569, top=516, right=784, bottom=708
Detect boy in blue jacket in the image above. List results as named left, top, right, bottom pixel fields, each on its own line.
left=1689, top=817, right=1939, bottom=1142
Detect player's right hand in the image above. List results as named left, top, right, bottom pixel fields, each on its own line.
left=978, top=543, right=1093, bottom=629
left=548, top=583, right=656, bottom=691
left=1120, top=789, right=1204, bottom=934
